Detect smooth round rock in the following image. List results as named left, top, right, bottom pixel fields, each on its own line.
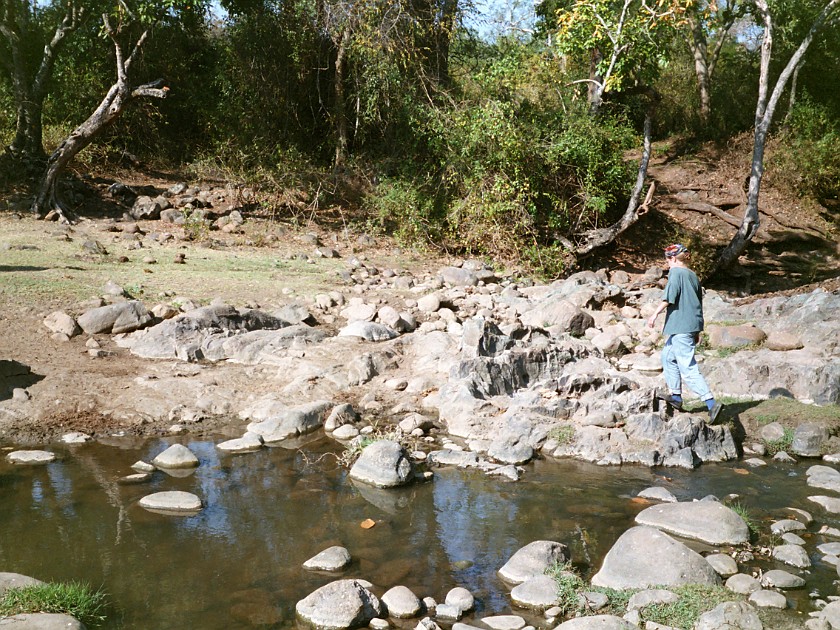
left=498, top=540, right=569, bottom=584
left=725, top=573, right=761, bottom=594
left=627, top=589, right=679, bottom=611
left=749, top=589, right=787, bottom=609
left=761, top=569, right=806, bottom=589
left=705, top=554, right=738, bottom=577
left=152, top=444, right=199, bottom=469
left=510, top=575, right=559, bottom=610
left=772, top=544, right=811, bottom=568
left=302, top=546, right=351, bottom=572
left=381, top=585, right=422, bottom=619
left=332, top=424, right=360, bottom=440
left=445, top=587, right=475, bottom=612
left=131, top=460, right=155, bottom=472
left=6, top=450, right=56, bottom=465
left=138, top=491, right=202, bottom=513
left=296, top=579, right=382, bottom=629
left=771, top=519, right=806, bottom=535
left=781, top=533, right=806, bottom=545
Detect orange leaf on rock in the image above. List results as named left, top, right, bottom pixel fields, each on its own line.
left=360, top=518, right=376, bottom=529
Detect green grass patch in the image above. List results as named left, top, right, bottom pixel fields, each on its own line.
left=727, top=501, right=761, bottom=539
left=545, top=561, right=587, bottom=615
left=548, top=425, right=576, bottom=445
left=0, top=581, right=107, bottom=626
left=0, top=216, right=343, bottom=306
left=639, top=584, right=736, bottom=629
left=545, top=562, right=636, bottom=617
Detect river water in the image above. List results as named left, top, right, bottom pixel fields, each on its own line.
left=0, top=436, right=835, bottom=628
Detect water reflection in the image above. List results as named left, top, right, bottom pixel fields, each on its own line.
left=0, top=437, right=837, bottom=629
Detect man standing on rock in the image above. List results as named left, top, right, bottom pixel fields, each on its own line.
left=647, top=243, right=724, bottom=424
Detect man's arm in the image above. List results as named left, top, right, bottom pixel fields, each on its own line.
left=647, top=300, right=669, bottom=329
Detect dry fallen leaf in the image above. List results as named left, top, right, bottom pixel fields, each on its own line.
left=733, top=468, right=750, bottom=475
left=630, top=497, right=651, bottom=505
left=360, top=518, right=376, bottom=529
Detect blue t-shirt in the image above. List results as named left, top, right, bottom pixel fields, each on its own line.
left=662, top=266, right=704, bottom=335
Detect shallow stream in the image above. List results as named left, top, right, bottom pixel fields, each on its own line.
left=1, top=436, right=836, bottom=628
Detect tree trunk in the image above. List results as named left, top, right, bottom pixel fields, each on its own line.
left=690, top=21, right=711, bottom=125
left=588, top=48, right=604, bottom=114
left=333, top=26, right=350, bottom=170
left=2, top=0, right=83, bottom=161
left=564, top=101, right=656, bottom=256
left=712, top=0, right=839, bottom=275
left=31, top=25, right=167, bottom=222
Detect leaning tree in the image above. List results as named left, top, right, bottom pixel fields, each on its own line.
left=553, top=0, right=685, bottom=255
left=31, top=0, right=193, bottom=222
left=712, top=0, right=840, bottom=274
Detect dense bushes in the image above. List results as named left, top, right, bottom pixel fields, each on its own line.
left=770, top=97, right=840, bottom=204
left=364, top=43, right=637, bottom=273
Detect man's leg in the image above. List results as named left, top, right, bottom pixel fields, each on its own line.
left=660, top=335, right=683, bottom=408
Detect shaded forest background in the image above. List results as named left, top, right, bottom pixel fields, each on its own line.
left=1, top=0, right=838, bottom=278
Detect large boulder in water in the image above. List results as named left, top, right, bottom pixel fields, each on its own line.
left=244, top=400, right=332, bottom=443
left=591, top=526, right=721, bottom=590
left=498, top=540, right=570, bottom=584
left=634, top=501, right=749, bottom=545
left=348, top=440, right=414, bottom=488
left=296, top=579, right=382, bottom=629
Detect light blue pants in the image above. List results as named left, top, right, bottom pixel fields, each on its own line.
left=661, top=333, right=713, bottom=401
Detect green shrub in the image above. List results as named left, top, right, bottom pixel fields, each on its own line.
left=770, top=96, right=840, bottom=203
left=0, top=582, right=108, bottom=627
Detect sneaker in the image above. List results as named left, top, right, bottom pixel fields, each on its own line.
left=709, top=401, right=725, bottom=425
left=656, top=392, right=683, bottom=411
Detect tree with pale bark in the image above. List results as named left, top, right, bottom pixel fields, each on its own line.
left=712, top=0, right=840, bottom=274
left=681, top=0, right=746, bottom=126
left=30, top=0, right=192, bottom=222
left=0, top=0, right=90, bottom=160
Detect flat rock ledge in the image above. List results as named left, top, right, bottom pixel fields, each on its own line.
left=0, top=613, right=86, bottom=629
left=217, top=432, right=263, bottom=453
left=296, top=579, right=382, bottom=629
left=634, top=501, right=749, bottom=545
left=138, top=491, right=202, bottom=513
left=6, top=450, right=56, bottom=465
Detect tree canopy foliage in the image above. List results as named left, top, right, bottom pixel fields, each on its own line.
left=1, top=0, right=838, bottom=274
